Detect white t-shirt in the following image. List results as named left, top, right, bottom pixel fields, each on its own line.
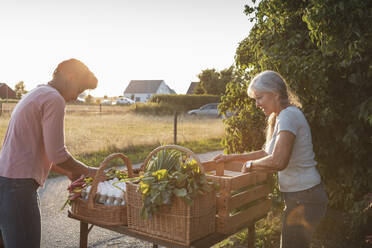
left=265, top=106, right=321, bottom=192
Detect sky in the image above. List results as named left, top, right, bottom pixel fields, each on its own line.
left=0, top=0, right=254, bottom=97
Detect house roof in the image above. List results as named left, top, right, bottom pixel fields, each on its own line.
left=186, top=82, right=199, bottom=94
left=0, top=83, right=15, bottom=91
left=168, top=86, right=176, bottom=94
left=0, top=83, right=17, bottom=99
left=124, top=80, right=164, bottom=94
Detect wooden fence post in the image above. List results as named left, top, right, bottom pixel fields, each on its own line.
left=174, top=111, right=178, bottom=144
left=0, top=102, right=2, bottom=117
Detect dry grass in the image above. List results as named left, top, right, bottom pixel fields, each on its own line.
left=0, top=102, right=131, bottom=116
left=65, top=113, right=225, bottom=154
left=0, top=113, right=225, bottom=155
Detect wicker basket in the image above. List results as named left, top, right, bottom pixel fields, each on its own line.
left=127, top=145, right=216, bottom=246
left=70, top=153, right=134, bottom=226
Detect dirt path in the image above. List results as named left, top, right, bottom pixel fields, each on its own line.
left=39, top=150, right=223, bottom=248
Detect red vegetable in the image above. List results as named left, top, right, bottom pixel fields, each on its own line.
left=67, top=181, right=86, bottom=191
left=69, top=192, right=81, bottom=201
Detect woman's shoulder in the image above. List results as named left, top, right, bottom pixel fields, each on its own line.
left=280, top=106, right=303, bottom=118
left=278, top=106, right=308, bottom=124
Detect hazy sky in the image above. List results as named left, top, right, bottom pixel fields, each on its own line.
left=0, top=0, right=254, bottom=97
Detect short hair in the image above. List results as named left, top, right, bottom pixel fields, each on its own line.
left=53, top=58, right=98, bottom=90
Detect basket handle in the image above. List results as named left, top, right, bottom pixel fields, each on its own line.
left=87, top=153, right=134, bottom=208
left=139, top=144, right=204, bottom=173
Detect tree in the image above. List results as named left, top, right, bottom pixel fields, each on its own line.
left=85, top=94, right=93, bottom=104
left=220, top=0, right=372, bottom=243
left=197, top=66, right=234, bottom=95
left=14, top=81, right=27, bottom=99
left=193, top=83, right=205, bottom=94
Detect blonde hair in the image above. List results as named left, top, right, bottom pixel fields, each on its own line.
left=247, top=70, right=301, bottom=144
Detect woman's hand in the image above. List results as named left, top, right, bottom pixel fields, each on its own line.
left=213, top=154, right=229, bottom=163
left=86, top=167, right=98, bottom=179
left=241, top=161, right=253, bottom=173
left=69, top=167, right=97, bottom=181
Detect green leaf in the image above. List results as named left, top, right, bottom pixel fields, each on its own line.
left=140, top=206, right=149, bottom=220
left=173, top=188, right=187, bottom=198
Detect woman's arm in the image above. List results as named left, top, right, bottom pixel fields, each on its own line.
left=242, top=131, right=295, bottom=173
left=213, top=149, right=268, bottom=163
left=56, top=156, right=98, bottom=181
left=51, top=163, right=73, bottom=179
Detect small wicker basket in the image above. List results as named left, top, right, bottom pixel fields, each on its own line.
left=70, top=153, right=134, bottom=226
left=127, top=145, right=216, bottom=246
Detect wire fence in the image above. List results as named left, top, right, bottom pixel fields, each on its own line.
left=0, top=102, right=132, bottom=116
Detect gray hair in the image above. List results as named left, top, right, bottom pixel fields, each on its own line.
left=247, top=70, right=301, bottom=144
left=247, top=70, right=301, bottom=108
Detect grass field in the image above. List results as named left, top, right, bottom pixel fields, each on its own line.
left=0, top=112, right=225, bottom=156
left=65, top=113, right=225, bottom=154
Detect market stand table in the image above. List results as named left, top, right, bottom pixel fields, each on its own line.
left=68, top=211, right=262, bottom=248
left=68, top=160, right=271, bottom=248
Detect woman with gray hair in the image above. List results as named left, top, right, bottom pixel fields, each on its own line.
left=214, top=70, right=328, bottom=248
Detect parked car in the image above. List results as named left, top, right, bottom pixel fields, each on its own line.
left=187, top=103, right=220, bottom=117
left=75, top=97, right=85, bottom=103
left=101, top=99, right=113, bottom=105
left=116, top=97, right=135, bottom=105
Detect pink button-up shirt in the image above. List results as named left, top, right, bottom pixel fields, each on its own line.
left=0, top=85, right=70, bottom=186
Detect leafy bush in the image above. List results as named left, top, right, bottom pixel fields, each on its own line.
left=220, top=0, right=372, bottom=242
left=149, top=94, right=221, bottom=112
left=129, top=102, right=175, bottom=115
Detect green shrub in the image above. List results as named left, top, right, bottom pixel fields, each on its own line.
left=221, top=0, right=372, bottom=243
left=129, top=102, right=175, bottom=115
left=149, top=94, right=221, bottom=112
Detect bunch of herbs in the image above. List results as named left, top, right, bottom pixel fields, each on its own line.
left=139, top=151, right=217, bottom=219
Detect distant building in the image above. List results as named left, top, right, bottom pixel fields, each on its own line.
left=124, top=80, right=176, bottom=102
left=0, top=83, right=17, bottom=99
left=186, top=82, right=199, bottom=94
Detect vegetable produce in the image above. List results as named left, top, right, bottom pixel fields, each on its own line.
left=138, top=151, right=218, bottom=219
left=61, top=168, right=136, bottom=211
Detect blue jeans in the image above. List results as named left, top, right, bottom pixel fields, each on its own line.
left=280, top=183, right=328, bottom=248
left=0, top=176, right=40, bottom=248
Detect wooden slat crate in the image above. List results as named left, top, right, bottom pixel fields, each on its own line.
left=203, top=160, right=271, bottom=234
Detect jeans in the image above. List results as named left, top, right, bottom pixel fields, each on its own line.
left=0, top=176, right=40, bottom=248
left=280, top=183, right=328, bottom=248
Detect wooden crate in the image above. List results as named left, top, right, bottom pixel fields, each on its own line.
left=203, top=160, right=271, bottom=234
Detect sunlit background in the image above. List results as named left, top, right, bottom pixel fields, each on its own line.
left=0, top=0, right=254, bottom=97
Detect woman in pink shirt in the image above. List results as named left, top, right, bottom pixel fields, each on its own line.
left=0, top=59, right=98, bottom=248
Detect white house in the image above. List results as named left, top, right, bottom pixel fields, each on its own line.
left=123, top=80, right=176, bottom=102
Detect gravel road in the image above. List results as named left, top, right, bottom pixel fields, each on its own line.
left=38, top=150, right=223, bottom=248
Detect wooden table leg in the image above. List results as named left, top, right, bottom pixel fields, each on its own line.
left=0, top=231, right=4, bottom=248
left=80, top=221, right=89, bottom=248
left=247, top=222, right=255, bottom=248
